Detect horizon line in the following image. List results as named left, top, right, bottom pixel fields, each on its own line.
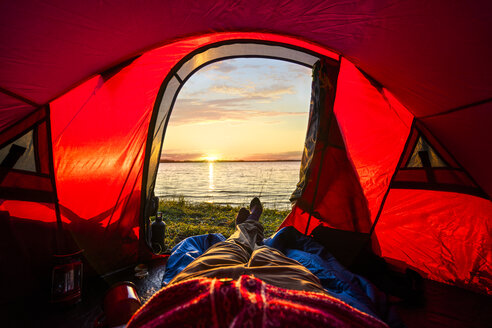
left=160, top=159, right=302, bottom=163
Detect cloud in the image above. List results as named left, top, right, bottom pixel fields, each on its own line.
left=284, top=65, right=312, bottom=78
left=242, top=151, right=303, bottom=161
left=209, top=85, right=252, bottom=95
left=160, top=151, right=203, bottom=161
left=238, top=63, right=263, bottom=70
left=169, top=58, right=311, bottom=126
left=181, top=72, right=296, bottom=98
left=208, top=74, right=230, bottom=81
left=209, top=84, right=294, bottom=100
left=203, top=61, right=238, bottom=73
left=170, top=100, right=306, bottom=126
left=179, top=58, right=309, bottom=103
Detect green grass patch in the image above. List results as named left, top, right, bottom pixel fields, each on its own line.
left=158, top=197, right=290, bottom=250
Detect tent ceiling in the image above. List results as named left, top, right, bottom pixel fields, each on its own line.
left=1, top=1, right=491, bottom=116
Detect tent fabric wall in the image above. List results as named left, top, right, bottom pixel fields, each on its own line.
left=330, top=62, right=492, bottom=293
left=285, top=58, right=372, bottom=235
left=0, top=92, right=37, bottom=134
left=283, top=56, right=492, bottom=294
left=375, top=190, right=492, bottom=294
left=49, top=47, right=172, bottom=272
left=0, top=1, right=491, bottom=297
left=420, top=102, right=492, bottom=197
left=0, top=107, right=55, bottom=204
left=333, top=59, right=414, bottom=224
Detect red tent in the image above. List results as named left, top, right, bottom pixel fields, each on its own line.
left=0, top=0, right=490, bottom=307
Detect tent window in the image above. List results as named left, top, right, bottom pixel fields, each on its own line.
left=154, top=77, right=180, bottom=138
left=176, top=43, right=319, bottom=80
left=391, top=127, right=488, bottom=199
left=406, top=136, right=447, bottom=168
left=0, top=130, right=36, bottom=172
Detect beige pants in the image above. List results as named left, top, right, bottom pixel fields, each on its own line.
left=169, top=220, right=327, bottom=294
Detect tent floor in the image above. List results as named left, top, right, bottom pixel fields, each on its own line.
left=3, top=258, right=491, bottom=327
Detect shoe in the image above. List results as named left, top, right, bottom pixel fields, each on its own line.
left=249, top=197, right=263, bottom=221
left=235, top=207, right=250, bottom=225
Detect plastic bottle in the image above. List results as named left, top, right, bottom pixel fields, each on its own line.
left=150, top=212, right=166, bottom=253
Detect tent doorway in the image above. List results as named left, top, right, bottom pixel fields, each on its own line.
left=151, top=57, right=313, bottom=250
left=140, top=41, right=333, bottom=250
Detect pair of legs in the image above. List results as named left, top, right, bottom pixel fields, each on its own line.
left=169, top=198, right=327, bottom=294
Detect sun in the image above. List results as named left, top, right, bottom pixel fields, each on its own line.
left=202, top=155, right=219, bottom=162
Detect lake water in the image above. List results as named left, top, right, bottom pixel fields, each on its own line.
left=155, top=161, right=302, bottom=209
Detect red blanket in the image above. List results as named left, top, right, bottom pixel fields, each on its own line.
left=128, top=275, right=388, bottom=328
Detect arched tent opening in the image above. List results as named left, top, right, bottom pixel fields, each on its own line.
left=142, top=41, right=330, bottom=248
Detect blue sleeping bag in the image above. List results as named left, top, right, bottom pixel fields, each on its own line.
left=162, top=233, right=225, bottom=286
left=162, top=227, right=403, bottom=327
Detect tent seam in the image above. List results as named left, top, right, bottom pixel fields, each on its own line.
left=0, top=86, right=40, bottom=107
left=419, top=96, right=492, bottom=119
left=368, top=118, right=416, bottom=236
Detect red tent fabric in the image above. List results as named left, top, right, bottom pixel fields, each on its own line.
left=0, top=1, right=491, bottom=298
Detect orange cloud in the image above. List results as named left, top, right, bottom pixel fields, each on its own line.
left=169, top=103, right=306, bottom=126
left=242, top=151, right=302, bottom=161
left=209, top=84, right=294, bottom=99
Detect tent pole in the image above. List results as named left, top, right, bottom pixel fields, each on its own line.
left=46, top=105, right=64, bottom=253
left=368, top=119, right=416, bottom=236
left=0, top=86, right=40, bottom=107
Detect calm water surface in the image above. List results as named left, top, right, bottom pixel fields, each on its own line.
left=155, top=161, right=301, bottom=209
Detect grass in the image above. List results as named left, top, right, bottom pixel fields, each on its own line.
left=157, top=197, right=290, bottom=251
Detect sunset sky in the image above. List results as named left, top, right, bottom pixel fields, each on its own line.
left=161, top=58, right=312, bottom=161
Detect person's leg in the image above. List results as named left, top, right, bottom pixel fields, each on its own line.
left=169, top=206, right=264, bottom=285
left=168, top=241, right=248, bottom=284
left=247, top=245, right=328, bottom=294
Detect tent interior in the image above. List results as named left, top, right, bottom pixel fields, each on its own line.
left=0, top=1, right=491, bottom=327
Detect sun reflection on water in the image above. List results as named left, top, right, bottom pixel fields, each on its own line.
left=208, top=162, right=215, bottom=190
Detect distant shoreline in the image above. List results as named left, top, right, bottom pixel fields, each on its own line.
left=159, top=159, right=302, bottom=163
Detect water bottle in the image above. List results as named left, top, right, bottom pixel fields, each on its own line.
left=150, top=212, right=166, bottom=253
